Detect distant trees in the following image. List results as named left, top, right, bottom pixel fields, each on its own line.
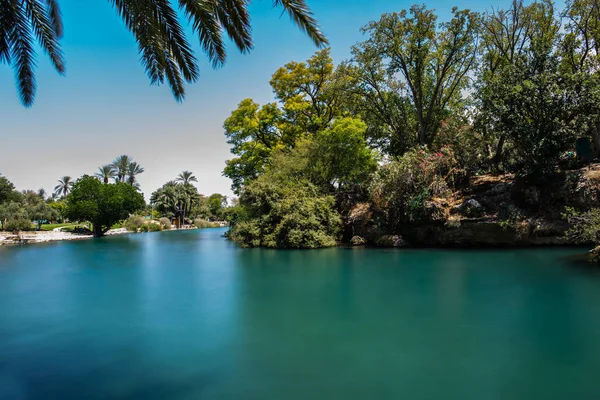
left=0, top=177, right=60, bottom=231
left=65, top=176, right=145, bottom=237
left=3, top=0, right=326, bottom=106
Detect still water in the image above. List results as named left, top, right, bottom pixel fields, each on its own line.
left=1, top=228, right=600, bottom=399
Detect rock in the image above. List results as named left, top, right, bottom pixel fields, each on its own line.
left=452, top=198, right=484, bottom=218
left=422, top=201, right=446, bottom=221
left=376, top=235, right=407, bottom=247
left=350, top=236, right=367, bottom=246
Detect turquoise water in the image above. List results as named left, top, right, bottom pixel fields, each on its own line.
left=1, top=229, right=600, bottom=399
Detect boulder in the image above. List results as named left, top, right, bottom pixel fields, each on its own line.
left=452, top=198, right=484, bottom=218
left=376, top=235, right=407, bottom=247
left=350, top=236, right=367, bottom=246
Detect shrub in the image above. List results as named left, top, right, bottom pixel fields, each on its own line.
left=124, top=215, right=145, bottom=232
left=148, top=222, right=163, bottom=232
left=2, top=218, right=32, bottom=232
left=139, top=224, right=149, bottom=232
left=370, top=148, right=458, bottom=229
left=228, top=179, right=342, bottom=248
left=194, top=219, right=220, bottom=229
left=159, top=217, right=172, bottom=230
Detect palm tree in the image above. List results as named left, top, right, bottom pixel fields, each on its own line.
left=95, top=165, right=116, bottom=184
left=37, top=188, right=46, bottom=200
left=112, top=155, right=132, bottom=182
left=54, top=176, right=73, bottom=197
left=2, top=1, right=326, bottom=106
left=176, top=171, right=198, bottom=185
left=127, top=162, right=145, bottom=185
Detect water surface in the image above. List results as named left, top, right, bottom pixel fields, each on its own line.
left=1, top=229, right=600, bottom=399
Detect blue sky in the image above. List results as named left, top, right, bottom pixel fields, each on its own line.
left=1, top=0, right=518, bottom=199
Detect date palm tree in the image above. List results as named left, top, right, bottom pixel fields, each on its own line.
left=176, top=170, right=198, bottom=185
left=112, top=155, right=132, bottom=182
left=54, top=176, right=73, bottom=197
left=95, top=165, right=116, bottom=184
left=2, top=0, right=327, bottom=106
left=127, top=162, right=145, bottom=186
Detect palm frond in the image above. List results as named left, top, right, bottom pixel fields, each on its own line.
left=272, top=0, right=327, bottom=47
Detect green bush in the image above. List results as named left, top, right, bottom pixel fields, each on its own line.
left=148, top=222, right=163, bottom=232
left=370, top=148, right=457, bottom=229
left=194, top=219, right=220, bottom=229
left=159, top=217, right=172, bottom=230
left=124, top=215, right=145, bottom=232
left=139, top=224, right=149, bottom=232
left=2, top=218, right=33, bottom=232
left=228, top=179, right=342, bottom=248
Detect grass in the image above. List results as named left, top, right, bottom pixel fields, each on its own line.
left=39, top=222, right=87, bottom=231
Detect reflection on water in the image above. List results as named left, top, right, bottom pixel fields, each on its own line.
left=1, top=229, right=600, bottom=399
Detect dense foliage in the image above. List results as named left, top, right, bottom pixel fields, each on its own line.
left=223, top=0, right=600, bottom=248
left=65, top=176, right=145, bottom=237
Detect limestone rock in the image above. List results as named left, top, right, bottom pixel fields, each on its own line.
left=350, top=236, right=367, bottom=246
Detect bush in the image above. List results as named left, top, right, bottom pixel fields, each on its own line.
left=228, top=179, right=342, bottom=248
left=2, top=218, right=32, bottom=232
left=148, top=222, right=163, bottom=232
left=370, top=148, right=458, bottom=229
left=124, top=215, right=145, bottom=232
left=159, top=217, right=172, bottom=230
left=194, top=219, right=220, bottom=229
left=139, top=224, right=149, bottom=232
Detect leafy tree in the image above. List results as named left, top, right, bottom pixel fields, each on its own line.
left=0, top=174, right=16, bottom=204
left=95, top=165, right=116, bottom=184
left=356, top=5, right=479, bottom=147
left=2, top=0, right=326, bottom=106
left=65, top=175, right=145, bottom=237
left=150, top=180, right=201, bottom=225
left=54, top=176, right=74, bottom=197
left=176, top=171, right=198, bottom=184
left=207, top=193, right=227, bottom=220
left=223, top=49, right=353, bottom=193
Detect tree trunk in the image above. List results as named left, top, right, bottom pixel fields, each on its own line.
left=93, top=224, right=104, bottom=238
left=492, top=134, right=506, bottom=172
left=592, top=121, right=600, bottom=160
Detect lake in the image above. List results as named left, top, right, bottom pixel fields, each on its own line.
left=1, top=228, right=600, bottom=399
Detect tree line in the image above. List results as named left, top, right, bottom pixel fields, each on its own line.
left=0, top=156, right=228, bottom=236
left=223, top=0, right=600, bottom=248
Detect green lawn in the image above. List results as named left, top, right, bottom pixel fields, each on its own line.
left=39, top=223, right=88, bottom=232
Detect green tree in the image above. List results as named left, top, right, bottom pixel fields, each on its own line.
left=357, top=5, right=479, bottom=146
left=126, top=161, right=145, bottom=187
left=112, top=155, right=133, bottom=182
left=2, top=0, right=326, bottom=106
left=65, top=175, right=145, bottom=237
left=0, top=174, right=16, bottom=204
left=95, top=165, right=116, bottom=184
left=176, top=170, right=198, bottom=184
left=54, top=176, right=74, bottom=197
left=207, top=193, right=227, bottom=220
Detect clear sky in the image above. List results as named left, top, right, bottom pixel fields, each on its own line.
left=1, top=0, right=518, bottom=199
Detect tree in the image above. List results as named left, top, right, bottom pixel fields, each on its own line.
left=356, top=5, right=479, bottom=146
left=54, top=176, right=74, bottom=197
left=207, top=193, right=227, bottom=220
left=127, top=162, right=145, bottom=186
left=112, top=155, right=132, bottom=182
left=95, top=165, right=116, bottom=184
left=223, top=49, right=352, bottom=193
left=2, top=0, right=327, bottom=106
left=150, top=180, right=201, bottom=226
left=65, top=175, right=145, bottom=237
left=176, top=171, right=198, bottom=184
left=0, top=174, right=16, bottom=204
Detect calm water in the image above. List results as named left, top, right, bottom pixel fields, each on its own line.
left=1, top=229, right=600, bottom=399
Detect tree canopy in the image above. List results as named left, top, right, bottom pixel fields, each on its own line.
left=65, top=176, right=145, bottom=237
